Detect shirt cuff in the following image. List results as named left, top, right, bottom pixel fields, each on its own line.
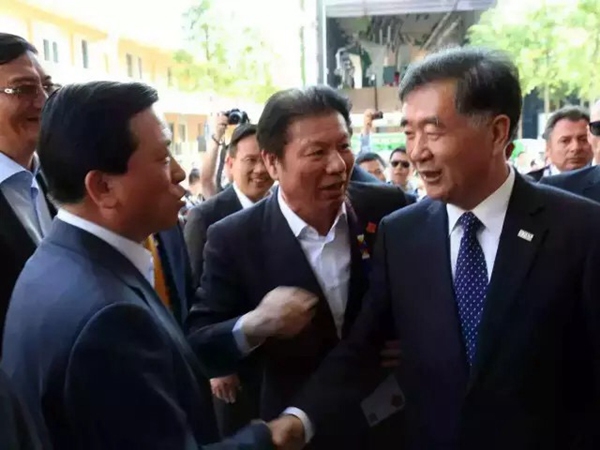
left=282, top=407, right=314, bottom=443
left=232, top=314, right=262, bottom=355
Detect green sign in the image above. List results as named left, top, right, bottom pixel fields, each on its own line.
left=351, top=132, right=406, bottom=153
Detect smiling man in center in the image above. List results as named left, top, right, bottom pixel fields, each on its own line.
left=186, top=85, right=412, bottom=450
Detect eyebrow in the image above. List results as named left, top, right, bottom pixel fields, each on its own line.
left=8, top=75, right=40, bottom=84
left=400, top=116, right=445, bottom=129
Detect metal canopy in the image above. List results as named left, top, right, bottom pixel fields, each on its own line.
left=325, top=0, right=496, bottom=17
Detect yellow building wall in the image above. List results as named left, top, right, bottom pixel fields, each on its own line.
left=0, top=0, right=208, bottom=171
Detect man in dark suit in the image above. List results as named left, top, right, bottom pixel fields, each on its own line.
left=0, top=34, right=58, bottom=346
left=527, top=105, right=592, bottom=181
left=185, top=123, right=273, bottom=288
left=187, top=86, right=411, bottom=449
left=185, top=123, right=273, bottom=437
left=539, top=104, right=600, bottom=201
left=0, top=369, right=43, bottom=449
left=270, top=48, right=600, bottom=450
left=1, top=81, right=276, bottom=449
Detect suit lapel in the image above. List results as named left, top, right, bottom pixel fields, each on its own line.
left=0, top=192, right=37, bottom=264
left=35, top=171, right=57, bottom=218
left=469, top=175, right=547, bottom=386
left=219, top=185, right=243, bottom=216
left=341, top=201, right=369, bottom=337
left=263, top=192, right=336, bottom=336
left=155, top=228, right=186, bottom=327
left=581, top=166, right=600, bottom=201
left=49, top=221, right=209, bottom=380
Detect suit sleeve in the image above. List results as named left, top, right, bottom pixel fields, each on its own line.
left=292, top=217, right=394, bottom=432
left=580, top=222, right=600, bottom=448
left=186, top=221, right=251, bottom=377
left=184, top=206, right=209, bottom=289
left=65, top=303, right=273, bottom=450
left=0, top=369, right=43, bottom=450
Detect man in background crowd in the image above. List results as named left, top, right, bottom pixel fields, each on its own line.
left=388, top=147, right=416, bottom=194
left=540, top=99, right=600, bottom=201
left=528, top=105, right=592, bottom=181
left=0, top=33, right=57, bottom=349
left=355, top=151, right=387, bottom=182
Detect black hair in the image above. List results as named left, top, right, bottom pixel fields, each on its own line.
left=356, top=152, right=386, bottom=167
left=38, top=81, right=159, bottom=204
left=0, top=33, right=37, bottom=65
left=228, top=123, right=258, bottom=157
left=188, top=168, right=200, bottom=184
left=389, top=146, right=407, bottom=160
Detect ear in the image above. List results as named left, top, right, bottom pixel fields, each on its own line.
left=84, top=170, right=119, bottom=209
left=225, top=154, right=234, bottom=171
left=261, top=150, right=280, bottom=181
left=505, top=142, right=515, bottom=160
left=490, top=115, right=511, bottom=157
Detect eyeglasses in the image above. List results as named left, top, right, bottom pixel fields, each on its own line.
left=590, top=121, right=600, bottom=137
left=390, top=160, right=410, bottom=169
left=0, top=83, right=61, bottom=98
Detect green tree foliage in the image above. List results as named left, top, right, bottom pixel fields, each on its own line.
left=468, top=0, right=600, bottom=112
left=173, top=0, right=279, bottom=102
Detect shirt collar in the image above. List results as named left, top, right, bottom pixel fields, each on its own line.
left=277, top=187, right=347, bottom=238
left=0, top=151, right=40, bottom=186
left=56, top=209, right=153, bottom=285
left=447, top=165, right=515, bottom=236
left=232, top=183, right=257, bottom=210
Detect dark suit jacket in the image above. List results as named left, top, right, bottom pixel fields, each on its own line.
left=0, top=369, right=43, bottom=450
left=185, top=186, right=243, bottom=288
left=294, top=174, right=600, bottom=450
left=1, top=220, right=273, bottom=450
left=156, top=224, right=195, bottom=327
left=526, top=166, right=546, bottom=181
left=186, top=183, right=410, bottom=432
left=539, top=165, right=600, bottom=203
left=0, top=174, right=56, bottom=349
left=350, top=164, right=381, bottom=183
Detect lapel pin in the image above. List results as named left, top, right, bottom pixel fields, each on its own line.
left=517, top=229, right=534, bottom=242
left=366, top=222, right=377, bottom=233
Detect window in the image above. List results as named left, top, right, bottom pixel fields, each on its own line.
left=52, top=41, right=59, bottom=63
left=43, top=39, right=51, bottom=61
left=178, top=123, right=187, bottom=142
left=137, top=57, right=143, bottom=79
left=126, top=53, right=133, bottom=77
left=81, top=40, right=89, bottom=69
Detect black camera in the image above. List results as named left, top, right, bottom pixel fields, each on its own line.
left=225, top=109, right=250, bottom=125
left=371, top=110, right=384, bottom=120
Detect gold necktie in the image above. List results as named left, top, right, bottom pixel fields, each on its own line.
left=143, top=236, right=171, bottom=308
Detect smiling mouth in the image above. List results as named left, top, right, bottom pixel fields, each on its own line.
left=419, top=170, right=442, bottom=182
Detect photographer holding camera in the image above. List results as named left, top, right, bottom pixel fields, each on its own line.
left=200, top=109, right=250, bottom=199
left=359, top=108, right=383, bottom=155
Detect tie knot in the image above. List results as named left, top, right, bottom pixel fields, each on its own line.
left=458, top=212, right=483, bottom=236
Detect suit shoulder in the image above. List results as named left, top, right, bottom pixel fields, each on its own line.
left=382, top=197, right=434, bottom=225
left=540, top=165, right=595, bottom=187
left=349, top=181, right=410, bottom=205
left=207, top=197, right=266, bottom=237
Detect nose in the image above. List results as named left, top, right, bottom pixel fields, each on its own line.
left=326, top=149, right=349, bottom=175
left=407, top=133, right=430, bottom=163
left=253, top=159, right=268, bottom=175
left=33, top=88, right=48, bottom=109
left=171, top=158, right=186, bottom=184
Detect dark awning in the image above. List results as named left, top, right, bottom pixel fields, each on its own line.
left=325, top=0, right=496, bottom=18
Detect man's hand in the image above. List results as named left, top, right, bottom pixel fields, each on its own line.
left=242, top=287, right=318, bottom=344
left=210, top=374, right=240, bottom=404
left=212, top=112, right=228, bottom=142
left=380, top=340, right=401, bottom=368
left=268, top=415, right=305, bottom=450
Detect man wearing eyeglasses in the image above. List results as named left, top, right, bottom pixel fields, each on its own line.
left=540, top=100, right=600, bottom=202
left=0, top=33, right=59, bottom=349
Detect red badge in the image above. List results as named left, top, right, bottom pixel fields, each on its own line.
left=366, top=222, right=377, bottom=233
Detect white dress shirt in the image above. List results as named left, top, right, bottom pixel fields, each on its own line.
left=277, top=188, right=351, bottom=337
left=447, top=166, right=515, bottom=280
left=57, top=209, right=154, bottom=287
left=232, top=183, right=257, bottom=210
left=0, top=152, right=53, bottom=244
